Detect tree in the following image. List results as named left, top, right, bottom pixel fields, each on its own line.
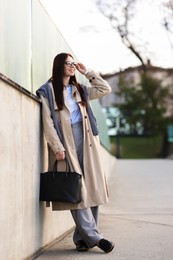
left=116, top=73, right=171, bottom=137
left=116, top=72, right=173, bottom=158
left=96, top=0, right=173, bottom=157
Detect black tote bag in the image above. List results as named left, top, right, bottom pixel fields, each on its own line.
left=39, top=160, right=82, bottom=203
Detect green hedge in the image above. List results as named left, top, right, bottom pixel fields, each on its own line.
left=110, top=136, right=173, bottom=159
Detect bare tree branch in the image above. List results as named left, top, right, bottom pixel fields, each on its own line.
left=163, top=0, right=173, bottom=10
left=96, top=0, right=147, bottom=71
left=162, top=0, right=173, bottom=53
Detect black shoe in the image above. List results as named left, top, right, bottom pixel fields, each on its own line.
left=76, top=240, right=89, bottom=252
left=97, top=239, right=114, bottom=253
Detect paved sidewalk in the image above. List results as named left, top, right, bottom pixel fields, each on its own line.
left=36, top=159, right=173, bottom=260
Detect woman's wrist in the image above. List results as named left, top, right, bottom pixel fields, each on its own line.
left=84, top=69, right=90, bottom=75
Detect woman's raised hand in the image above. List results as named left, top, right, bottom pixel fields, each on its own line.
left=76, top=63, right=87, bottom=75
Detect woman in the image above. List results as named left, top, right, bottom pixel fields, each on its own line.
left=36, top=52, right=114, bottom=253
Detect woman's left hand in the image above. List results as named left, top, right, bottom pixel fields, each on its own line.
left=55, top=151, right=65, bottom=160
left=76, top=63, right=87, bottom=75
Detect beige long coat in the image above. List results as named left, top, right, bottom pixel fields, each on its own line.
left=40, top=70, right=111, bottom=210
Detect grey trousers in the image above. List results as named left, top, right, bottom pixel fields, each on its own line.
left=71, top=206, right=103, bottom=247
left=70, top=122, right=103, bottom=247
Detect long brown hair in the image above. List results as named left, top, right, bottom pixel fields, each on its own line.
left=52, top=53, right=86, bottom=110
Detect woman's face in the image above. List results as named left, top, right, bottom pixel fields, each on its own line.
left=64, top=55, right=77, bottom=77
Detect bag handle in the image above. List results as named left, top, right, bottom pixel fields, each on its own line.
left=52, top=158, right=70, bottom=175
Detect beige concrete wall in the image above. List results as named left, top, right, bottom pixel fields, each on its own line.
left=0, top=79, right=74, bottom=259
left=0, top=78, right=116, bottom=260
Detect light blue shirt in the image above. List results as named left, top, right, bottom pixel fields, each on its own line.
left=66, top=85, right=82, bottom=125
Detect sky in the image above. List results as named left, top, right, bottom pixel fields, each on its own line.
left=40, top=0, right=173, bottom=74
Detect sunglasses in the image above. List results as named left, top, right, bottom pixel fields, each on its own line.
left=64, top=61, right=78, bottom=68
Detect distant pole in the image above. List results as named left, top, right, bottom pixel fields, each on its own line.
left=116, top=116, right=120, bottom=158
left=116, top=131, right=120, bottom=158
